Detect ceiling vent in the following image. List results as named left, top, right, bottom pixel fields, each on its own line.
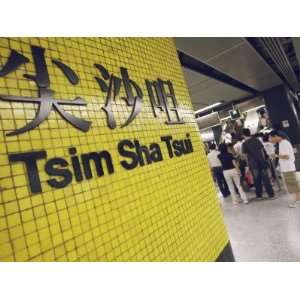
left=246, top=37, right=300, bottom=92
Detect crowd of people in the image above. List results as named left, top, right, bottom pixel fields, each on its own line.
left=207, top=126, right=300, bottom=208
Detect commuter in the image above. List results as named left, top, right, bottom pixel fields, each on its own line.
left=227, top=143, right=241, bottom=194
left=233, top=137, right=244, bottom=157
left=262, top=134, right=275, bottom=157
left=270, top=131, right=300, bottom=208
left=207, top=144, right=230, bottom=198
left=218, top=143, right=248, bottom=205
left=227, top=143, right=236, bottom=156
left=262, top=134, right=276, bottom=179
left=262, top=133, right=281, bottom=190
left=234, top=137, right=249, bottom=190
left=242, top=128, right=275, bottom=200
left=273, top=123, right=291, bottom=169
left=273, top=123, right=291, bottom=141
left=258, top=109, right=271, bottom=130
left=256, top=132, right=264, bottom=144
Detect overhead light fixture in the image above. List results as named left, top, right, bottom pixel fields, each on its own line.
left=244, top=105, right=265, bottom=113
left=220, top=116, right=231, bottom=121
left=194, top=102, right=222, bottom=114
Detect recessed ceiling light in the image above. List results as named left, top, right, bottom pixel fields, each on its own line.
left=194, top=102, right=222, bottom=114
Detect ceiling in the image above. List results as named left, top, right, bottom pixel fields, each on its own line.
left=175, top=37, right=283, bottom=111
left=182, top=68, right=250, bottom=108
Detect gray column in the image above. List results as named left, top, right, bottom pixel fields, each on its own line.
left=264, top=84, right=300, bottom=170
left=264, top=85, right=300, bottom=144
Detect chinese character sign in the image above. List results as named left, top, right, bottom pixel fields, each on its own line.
left=0, top=45, right=185, bottom=136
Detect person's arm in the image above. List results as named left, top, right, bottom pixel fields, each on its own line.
left=207, top=156, right=214, bottom=171
left=231, top=149, right=239, bottom=159
left=241, top=143, right=248, bottom=164
left=275, top=154, right=289, bottom=160
left=231, top=155, right=240, bottom=174
left=232, top=159, right=239, bottom=169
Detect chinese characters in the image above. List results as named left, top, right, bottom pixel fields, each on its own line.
left=0, top=45, right=91, bottom=136
left=0, top=44, right=185, bottom=136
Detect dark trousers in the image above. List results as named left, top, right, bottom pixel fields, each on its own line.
left=251, top=168, right=274, bottom=197
left=213, top=167, right=230, bottom=197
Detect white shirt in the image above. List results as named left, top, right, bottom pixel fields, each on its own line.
left=233, top=141, right=243, bottom=156
left=263, top=142, right=275, bottom=157
left=207, top=150, right=222, bottom=168
left=278, top=139, right=296, bottom=172
left=224, top=133, right=232, bottom=144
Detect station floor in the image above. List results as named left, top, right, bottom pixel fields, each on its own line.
left=219, top=188, right=300, bottom=262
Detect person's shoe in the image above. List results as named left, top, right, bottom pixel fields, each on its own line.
left=289, top=200, right=300, bottom=208
left=268, top=195, right=277, bottom=200
left=252, top=196, right=263, bottom=201
left=233, top=201, right=239, bottom=206
left=243, top=200, right=249, bottom=204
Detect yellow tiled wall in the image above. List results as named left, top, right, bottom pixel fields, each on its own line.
left=0, top=38, right=228, bottom=261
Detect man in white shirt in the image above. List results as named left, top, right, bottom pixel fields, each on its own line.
left=233, top=137, right=244, bottom=157
left=270, top=131, right=300, bottom=208
left=207, top=144, right=230, bottom=198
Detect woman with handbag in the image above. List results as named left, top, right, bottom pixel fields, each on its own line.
left=218, top=143, right=248, bottom=205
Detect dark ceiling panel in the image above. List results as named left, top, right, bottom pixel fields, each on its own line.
left=178, top=50, right=259, bottom=94
left=205, top=42, right=282, bottom=90
left=175, top=37, right=243, bottom=62
left=175, top=37, right=282, bottom=94
left=183, top=68, right=251, bottom=111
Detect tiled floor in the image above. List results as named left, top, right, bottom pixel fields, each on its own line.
left=220, top=188, right=300, bottom=262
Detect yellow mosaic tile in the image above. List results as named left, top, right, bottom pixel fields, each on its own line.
left=0, top=37, right=229, bottom=261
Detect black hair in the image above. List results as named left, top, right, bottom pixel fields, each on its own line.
left=209, top=143, right=216, bottom=150
left=218, top=143, right=228, bottom=154
left=263, top=134, right=269, bottom=142
left=242, top=128, right=251, bottom=137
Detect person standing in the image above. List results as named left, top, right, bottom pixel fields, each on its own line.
left=270, top=131, right=300, bottom=208
left=273, top=123, right=291, bottom=168
left=207, top=144, right=230, bottom=198
left=233, top=137, right=244, bottom=157
left=218, top=143, right=248, bottom=205
left=234, top=137, right=249, bottom=189
left=262, top=134, right=275, bottom=157
left=242, top=128, right=275, bottom=199
left=273, top=123, right=291, bottom=141
left=262, top=134, right=278, bottom=185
